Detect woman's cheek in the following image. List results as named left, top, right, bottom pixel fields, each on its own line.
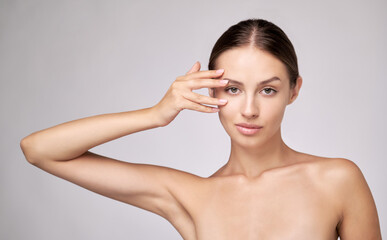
left=218, top=98, right=239, bottom=128
left=219, top=97, right=238, bottom=113
left=264, top=101, right=286, bottom=126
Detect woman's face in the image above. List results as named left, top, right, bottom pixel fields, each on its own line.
left=211, top=46, right=301, bottom=148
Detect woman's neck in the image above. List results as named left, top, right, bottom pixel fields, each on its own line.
left=221, top=128, right=297, bottom=179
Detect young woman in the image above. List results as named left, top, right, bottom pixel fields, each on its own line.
left=20, top=19, right=381, bottom=239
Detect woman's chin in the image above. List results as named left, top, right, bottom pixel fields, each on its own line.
left=230, top=135, right=266, bottom=149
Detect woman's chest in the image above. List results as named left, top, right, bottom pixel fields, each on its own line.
left=188, top=174, right=340, bottom=240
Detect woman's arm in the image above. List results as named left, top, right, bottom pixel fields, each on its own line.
left=335, top=159, right=382, bottom=239
left=20, top=107, right=162, bottom=163
left=19, top=107, right=188, bottom=219
left=20, top=62, right=228, bottom=224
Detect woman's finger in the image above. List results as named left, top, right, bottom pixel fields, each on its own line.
left=186, top=61, right=201, bottom=74
left=182, top=68, right=225, bottom=80
left=183, top=99, right=220, bottom=113
left=152, top=64, right=225, bottom=126
left=184, top=91, right=227, bottom=106
left=185, top=78, right=229, bottom=90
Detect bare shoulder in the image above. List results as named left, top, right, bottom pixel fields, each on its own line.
left=316, top=156, right=362, bottom=177
left=324, top=158, right=381, bottom=238
left=298, top=154, right=382, bottom=239
left=294, top=155, right=369, bottom=197
left=304, top=156, right=370, bottom=192
left=291, top=153, right=362, bottom=180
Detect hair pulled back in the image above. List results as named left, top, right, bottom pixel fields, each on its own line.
left=208, top=18, right=299, bottom=89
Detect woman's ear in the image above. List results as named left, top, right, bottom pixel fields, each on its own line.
left=288, top=76, right=302, bottom=105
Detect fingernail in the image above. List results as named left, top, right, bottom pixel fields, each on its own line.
left=220, top=79, right=229, bottom=84
left=216, top=69, right=224, bottom=74
left=219, top=99, right=228, bottom=104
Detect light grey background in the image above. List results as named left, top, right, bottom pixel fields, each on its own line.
left=1, top=0, right=386, bottom=239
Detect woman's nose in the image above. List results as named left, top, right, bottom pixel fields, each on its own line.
left=241, top=96, right=259, bottom=119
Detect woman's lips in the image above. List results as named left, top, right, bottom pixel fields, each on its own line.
left=235, top=123, right=262, bottom=135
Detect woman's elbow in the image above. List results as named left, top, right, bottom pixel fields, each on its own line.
left=20, top=135, right=41, bottom=165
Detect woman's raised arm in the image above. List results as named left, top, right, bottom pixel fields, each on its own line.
left=19, top=62, right=228, bottom=227
left=19, top=107, right=189, bottom=219
left=20, top=107, right=162, bottom=163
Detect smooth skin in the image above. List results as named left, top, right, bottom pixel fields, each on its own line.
left=20, top=46, right=382, bottom=240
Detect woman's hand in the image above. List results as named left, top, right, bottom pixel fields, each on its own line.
left=152, top=61, right=229, bottom=127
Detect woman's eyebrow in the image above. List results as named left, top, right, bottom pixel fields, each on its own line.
left=223, top=76, right=281, bottom=86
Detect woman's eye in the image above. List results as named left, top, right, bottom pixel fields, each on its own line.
left=225, top=87, right=240, bottom=95
left=224, top=87, right=277, bottom=96
left=262, top=88, right=277, bottom=95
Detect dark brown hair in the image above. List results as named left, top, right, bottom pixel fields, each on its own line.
left=208, top=18, right=299, bottom=89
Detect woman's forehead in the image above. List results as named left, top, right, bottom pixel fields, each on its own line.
left=216, top=47, right=289, bottom=84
